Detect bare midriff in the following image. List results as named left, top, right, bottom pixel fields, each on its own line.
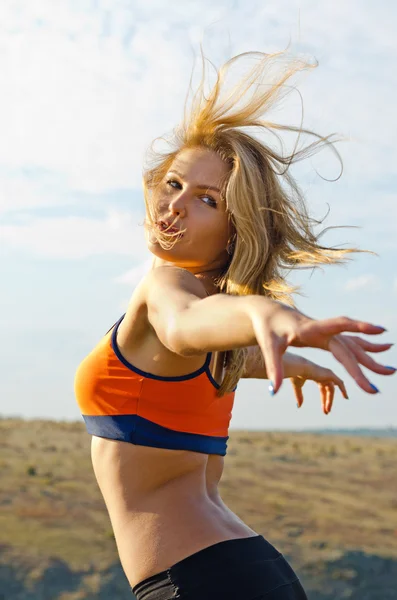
left=91, top=435, right=258, bottom=589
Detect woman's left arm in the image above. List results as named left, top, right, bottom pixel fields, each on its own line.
left=243, top=348, right=346, bottom=414
left=244, top=346, right=333, bottom=381
left=283, top=352, right=348, bottom=414
left=243, top=343, right=394, bottom=414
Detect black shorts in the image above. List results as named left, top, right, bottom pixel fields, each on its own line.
left=131, top=534, right=307, bottom=599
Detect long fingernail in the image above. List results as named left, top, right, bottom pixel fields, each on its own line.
left=375, top=326, right=387, bottom=331
left=385, top=366, right=396, bottom=371
left=269, top=382, right=275, bottom=396
left=370, top=383, right=380, bottom=393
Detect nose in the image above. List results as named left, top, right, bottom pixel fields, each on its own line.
left=167, top=190, right=187, bottom=219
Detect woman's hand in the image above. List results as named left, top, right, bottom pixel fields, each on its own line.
left=248, top=298, right=395, bottom=395
left=288, top=357, right=348, bottom=415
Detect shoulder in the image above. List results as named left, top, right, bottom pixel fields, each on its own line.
left=142, top=266, right=209, bottom=304
left=121, top=266, right=208, bottom=351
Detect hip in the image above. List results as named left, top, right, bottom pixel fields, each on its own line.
left=110, top=492, right=257, bottom=588
left=132, top=534, right=308, bottom=600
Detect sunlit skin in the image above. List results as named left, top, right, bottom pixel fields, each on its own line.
left=144, top=147, right=395, bottom=413
left=147, top=147, right=235, bottom=292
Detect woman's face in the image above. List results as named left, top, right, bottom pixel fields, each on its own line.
left=147, top=147, right=234, bottom=275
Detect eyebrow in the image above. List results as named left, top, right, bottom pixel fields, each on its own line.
left=168, top=170, right=221, bottom=194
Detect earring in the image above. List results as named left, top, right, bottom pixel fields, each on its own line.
left=226, top=234, right=236, bottom=256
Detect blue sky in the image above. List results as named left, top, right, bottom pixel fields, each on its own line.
left=1, top=0, right=396, bottom=430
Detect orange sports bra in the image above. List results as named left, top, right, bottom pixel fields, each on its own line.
left=74, top=314, right=238, bottom=456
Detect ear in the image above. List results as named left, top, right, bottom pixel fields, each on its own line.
left=227, top=215, right=236, bottom=237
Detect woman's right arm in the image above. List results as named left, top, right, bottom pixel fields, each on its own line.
left=144, top=265, right=261, bottom=354
left=175, top=292, right=392, bottom=396
left=144, top=266, right=393, bottom=396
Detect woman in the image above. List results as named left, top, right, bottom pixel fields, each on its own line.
left=74, top=50, right=394, bottom=599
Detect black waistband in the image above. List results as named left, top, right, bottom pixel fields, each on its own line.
left=132, top=534, right=274, bottom=595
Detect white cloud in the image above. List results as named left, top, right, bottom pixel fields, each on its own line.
left=0, top=168, right=70, bottom=215
left=114, top=257, right=153, bottom=288
left=0, top=10, right=189, bottom=194
left=0, top=0, right=395, bottom=258
left=0, top=209, right=149, bottom=259
left=115, top=258, right=154, bottom=313
left=0, top=1, right=396, bottom=429
left=0, top=0, right=395, bottom=200
left=344, top=274, right=381, bottom=292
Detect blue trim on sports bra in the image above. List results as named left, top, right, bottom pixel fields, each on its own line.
left=111, top=313, right=212, bottom=380
left=110, top=313, right=238, bottom=393
left=83, top=413, right=229, bottom=455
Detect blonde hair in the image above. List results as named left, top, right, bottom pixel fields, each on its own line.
left=143, top=49, right=371, bottom=397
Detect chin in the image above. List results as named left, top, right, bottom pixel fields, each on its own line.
left=147, top=243, right=182, bottom=262
left=147, top=233, right=185, bottom=254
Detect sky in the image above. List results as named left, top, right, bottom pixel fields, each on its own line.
left=1, top=0, right=396, bottom=431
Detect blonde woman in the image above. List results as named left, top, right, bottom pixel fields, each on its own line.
left=74, top=50, right=394, bottom=599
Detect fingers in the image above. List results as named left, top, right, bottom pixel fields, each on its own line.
left=293, top=376, right=341, bottom=413
left=320, top=383, right=334, bottom=415
left=332, top=374, right=349, bottom=400
left=320, top=384, right=327, bottom=413
left=328, top=336, right=379, bottom=394
left=344, top=337, right=393, bottom=353
left=294, top=317, right=387, bottom=349
left=292, top=380, right=304, bottom=407
left=257, top=332, right=286, bottom=394
left=313, top=368, right=349, bottom=400
left=326, top=384, right=334, bottom=414
left=321, top=385, right=327, bottom=414
left=292, top=375, right=345, bottom=414
left=342, top=337, right=396, bottom=376
left=315, top=317, right=386, bottom=336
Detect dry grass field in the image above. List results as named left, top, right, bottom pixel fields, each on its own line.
left=1, top=417, right=396, bottom=599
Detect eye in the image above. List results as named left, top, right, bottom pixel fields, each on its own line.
left=165, top=179, right=217, bottom=208
left=200, top=194, right=217, bottom=208
left=166, top=179, right=182, bottom=190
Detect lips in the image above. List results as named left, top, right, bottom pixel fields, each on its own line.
left=156, top=220, right=182, bottom=235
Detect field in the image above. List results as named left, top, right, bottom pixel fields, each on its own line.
left=1, top=418, right=396, bottom=599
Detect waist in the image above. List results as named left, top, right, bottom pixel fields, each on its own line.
left=110, top=489, right=258, bottom=588
left=90, top=438, right=256, bottom=587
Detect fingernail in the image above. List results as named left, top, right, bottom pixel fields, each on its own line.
left=370, top=383, right=380, bottom=393
left=297, top=403, right=300, bottom=408
left=269, top=382, right=275, bottom=396
left=385, top=366, right=396, bottom=371
left=375, top=326, right=387, bottom=331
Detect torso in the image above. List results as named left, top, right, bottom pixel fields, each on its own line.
left=91, top=273, right=257, bottom=588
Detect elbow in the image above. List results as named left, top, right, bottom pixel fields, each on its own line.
left=167, top=328, right=193, bottom=357
left=167, top=320, right=199, bottom=357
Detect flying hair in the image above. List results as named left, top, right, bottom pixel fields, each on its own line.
left=142, top=47, right=373, bottom=397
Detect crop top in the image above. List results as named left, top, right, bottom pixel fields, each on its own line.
left=74, top=314, right=238, bottom=456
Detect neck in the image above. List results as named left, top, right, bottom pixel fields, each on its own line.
left=151, top=258, right=222, bottom=295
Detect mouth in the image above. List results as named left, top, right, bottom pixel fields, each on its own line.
left=156, top=221, right=183, bottom=236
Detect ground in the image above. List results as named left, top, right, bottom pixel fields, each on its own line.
left=1, top=418, right=396, bottom=599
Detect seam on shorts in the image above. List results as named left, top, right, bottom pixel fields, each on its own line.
left=166, top=568, right=182, bottom=599
left=250, top=577, right=300, bottom=599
